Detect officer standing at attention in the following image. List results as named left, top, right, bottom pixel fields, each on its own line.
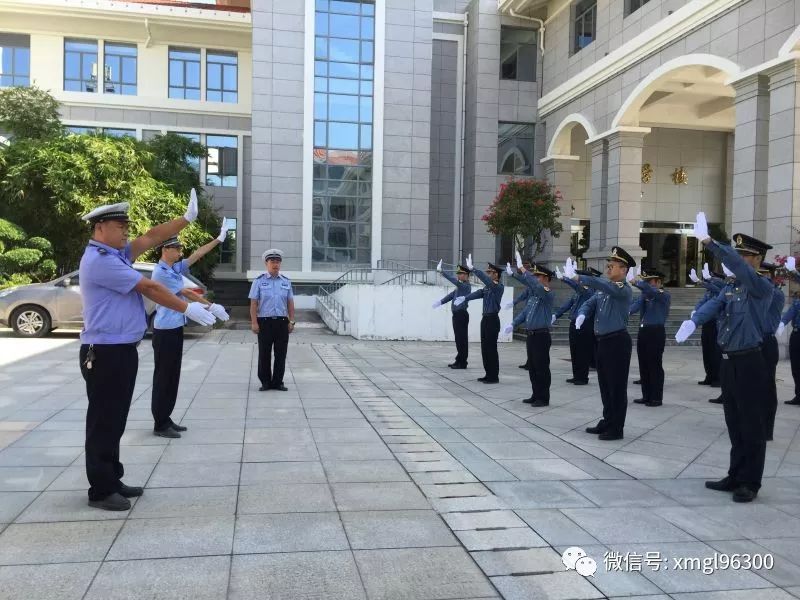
left=502, top=258, right=533, bottom=370
left=690, top=263, right=725, bottom=388
left=503, top=254, right=554, bottom=406
left=629, top=268, right=671, bottom=407
left=553, top=264, right=599, bottom=385
left=757, top=262, right=783, bottom=441
left=250, top=249, right=295, bottom=391
left=777, top=288, right=800, bottom=406
left=675, top=212, right=772, bottom=503
left=433, top=260, right=472, bottom=369
left=454, top=254, right=504, bottom=384
left=150, top=219, right=232, bottom=439
left=569, top=249, right=636, bottom=441
left=79, top=196, right=217, bottom=511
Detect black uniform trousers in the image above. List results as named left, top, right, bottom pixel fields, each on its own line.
left=722, top=348, right=767, bottom=491
left=637, top=325, right=666, bottom=404
left=791, top=330, right=800, bottom=400
left=761, top=334, right=779, bottom=439
left=79, top=343, right=138, bottom=501
left=257, top=317, right=289, bottom=388
left=568, top=320, right=593, bottom=382
left=151, top=327, right=184, bottom=431
left=595, top=330, right=632, bottom=435
left=480, top=313, right=500, bottom=380
left=526, top=329, right=551, bottom=403
left=452, top=311, right=469, bottom=367
left=701, top=320, right=721, bottom=384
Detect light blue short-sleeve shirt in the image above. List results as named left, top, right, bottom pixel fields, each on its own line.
left=79, top=241, right=146, bottom=344
left=248, top=273, right=293, bottom=317
left=152, top=259, right=190, bottom=330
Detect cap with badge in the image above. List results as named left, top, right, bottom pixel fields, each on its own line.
left=81, top=202, right=130, bottom=224
left=607, top=246, right=636, bottom=268
left=758, top=261, right=777, bottom=274
left=531, top=263, right=554, bottom=278
left=577, top=267, right=602, bottom=277
left=486, top=262, right=504, bottom=274
left=732, top=233, right=772, bottom=256
left=455, top=264, right=470, bottom=274
left=642, top=269, right=666, bottom=280
left=262, top=248, right=284, bottom=262
left=157, top=236, right=182, bottom=250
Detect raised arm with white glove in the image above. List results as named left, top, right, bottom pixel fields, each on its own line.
left=555, top=266, right=563, bottom=280
left=436, top=259, right=443, bottom=273
left=216, top=218, right=230, bottom=243
left=692, top=211, right=710, bottom=242
left=465, top=254, right=473, bottom=271
left=702, top=263, right=711, bottom=280
left=184, top=188, right=199, bottom=223
left=675, top=320, right=697, bottom=343
left=184, top=302, right=216, bottom=326
left=515, top=250, right=523, bottom=269
left=208, top=303, right=230, bottom=321
left=626, top=266, right=636, bottom=283
left=689, top=269, right=700, bottom=283
left=505, top=262, right=513, bottom=276
left=722, top=263, right=734, bottom=278
left=788, top=256, right=797, bottom=273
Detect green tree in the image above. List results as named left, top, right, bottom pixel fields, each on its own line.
left=482, top=178, right=564, bottom=258
left=0, top=85, right=62, bottom=141
left=0, top=218, right=57, bottom=288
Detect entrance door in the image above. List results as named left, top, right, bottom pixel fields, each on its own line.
left=639, top=221, right=721, bottom=287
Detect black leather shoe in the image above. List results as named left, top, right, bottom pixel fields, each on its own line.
left=450, top=364, right=467, bottom=369
left=598, top=431, right=623, bottom=441
left=572, top=380, right=589, bottom=385
left=482, top=379, right=500, bottom=384
left=448, top=362, right=458, bottom=368
left=530, top=399, right=549, bottom=407
left=633, top=398, right=647, bottom=404
left=566, top=378, right=576, bottom=383
left=519, top=364, right=529, bottom=370
left=732, top=486, right=757, bottom=503
left=709, top=381, right=721, bottom=388
left=705, top=476, right=738, bottom=491
left=270, top=384, right=288, bottom=391
left=118, top=483, right=143, bottom=498
left=169, top=421, right=187, bottom=432
left=477, top=376, right=487, bottom=382
left=88, top=492, right=131, bottom=511
left=522, top=397, right=535, bottom=404
left=633, top=379, right=641, bottom=385
left=585, top=421, right=606, bottom=434
left=645, top=401, right=662, bottom=407
left=259, top=385, right=269, bottom=391
left=698, top=379, right=711, bottom=385
left=154, top=427, right=181, bottom=439
left=708, top=396, right=724, bottom=404
left=786, top=398, right=800, bottom=405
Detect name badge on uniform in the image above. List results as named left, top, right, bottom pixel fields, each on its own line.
left=281, top=283, right=290, bottom=289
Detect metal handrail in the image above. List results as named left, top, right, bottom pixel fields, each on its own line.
left=380, top=269, right=436, bottom=286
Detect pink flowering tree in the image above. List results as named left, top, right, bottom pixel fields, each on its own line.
left=482, top=178, right=564, bottom=259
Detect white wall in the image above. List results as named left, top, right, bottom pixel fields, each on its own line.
left=333, top=284, right=515, bottom=342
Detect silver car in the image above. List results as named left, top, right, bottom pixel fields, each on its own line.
left=0, top=263, right=207, bottom=337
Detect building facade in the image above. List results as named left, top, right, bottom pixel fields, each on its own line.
left=1, top=0, right=799, bottom=289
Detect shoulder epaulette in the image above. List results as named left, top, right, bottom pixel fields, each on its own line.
left=280, top=274, right=291, bottom=281
left=615, top=281, right=624, bottom=288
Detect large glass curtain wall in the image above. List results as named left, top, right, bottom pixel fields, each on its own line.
left=312, top=0, right=375, bottom=269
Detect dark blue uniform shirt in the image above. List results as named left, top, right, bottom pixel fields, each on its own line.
left=463, top=269, right=504, bottom=314
left=439, top=271, right=471, bottom=313
left=511, top=272, right=554, bottom=330
left=576, top=275, right=633, bottom=336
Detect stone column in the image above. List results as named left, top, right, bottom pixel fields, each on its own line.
left=581, top=139, right=608, bottom=271
left=765, top=59, right=800, bottom=260
left=730, top=73, right=770, bottom=240
left=541, top=156, right=578, bottom=265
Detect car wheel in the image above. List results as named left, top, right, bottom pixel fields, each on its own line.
left=11, top=305, right=52, bottom=338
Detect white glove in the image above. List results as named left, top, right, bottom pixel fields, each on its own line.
left=465, top=254, right=473, bottom=271
left=692, top=211, right=709, bottom=242
left=702, top=263, right=711, bottom=280
left=555, top=267, right=563, bottom=280
left=184, top=188, right=199, bottom=223
left=722, top=263, right=734, bottom=278
left=626, top=267, right=636, bottom=283
left=777, top=322, right=786, bottom=337
left=431, top=299, right=441, bottom=309
left=690, top=310, right=696, bottom=318
left=563, top=258, right=576, bottom=279
left=551, top=314, right=556, bottom=325
left=216, top=218, right=229, bottom=243
left=575, top=314, right=586, bottom=329
left=503, top=301, right=514, bottom=310
left=503, top=323, right=513, bottom=335
left=208, top=303, right=230, bottom=321
left=788, top=256, right=797, bottom=273
left=515, top=250, right=523, bottom=269
left=505, top=262, right=513, bottom=276
left=689, top=269, right=700, bottom=283
left=454, top=296, right=465, bottom=307
left=675, top=320, right=697, bottom=343
left=184, top=301, right=216, bottom=326
left=436, top=259, right=442, bottom=273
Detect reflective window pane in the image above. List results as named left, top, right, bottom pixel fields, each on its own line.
left=104, top=42, right=137, bottom=95
left=330, top=14, right=360, bottom=38
left=206, top=135, right=238, bottom=187
left=497, top=122, right=535, bottom=175
left=168, top=47, right=200, bottom=99
left=328, top=38, right=360, bottom=63
left=328, top=122, right=358, bottom=149
left=328, top=78, right=358, bottom=94
left=0, top=35, right=30, bottom=88
left=64, top=38, right=98, bottom=93
left=206, top=51, right=237, bottom=103
left=329, top=94, right=358, bottom=121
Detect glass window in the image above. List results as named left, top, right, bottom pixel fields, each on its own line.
left=573, top=0, right=597, bottom=53
left=104, top=42, right=137, bottom=95
left=176, top=132, right=201, bottom=172
left=626, top=0, right=651, bottom=16
left=66, top=125, right=98, bottom=135
left=500, top=28, right=536, bottom=82
left=497, top=122, right=535, bottom=176
left=206, top=50, right=238, bottom=103
left=168, top=47, right=201, bottom=100
left=0, top=33, right=30, bottom=88
left=219, top=217, right=237, bottom=264
left=313, top=0, right=375, bottom=268
left=206, top=135, right=238, bottom=187
left=102, top=128, right=136, bottom=138
left=64, top=39, right=98, bottom=92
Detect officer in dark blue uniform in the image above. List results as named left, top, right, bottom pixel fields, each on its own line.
left=779, top=292, right=800, bottom=406
left=456, top=254, right=504, bottom=383
left=570, top=249, right=635, bottom=441
left=504, top=260, right=554, bottom=406
left=676, top=213, right=772, bottom=502
left=554, top=266, right=599, bottom=385
left=629, top=269, right=671, bottom=407
left=758, top=262, right=784, bottom=441
left=691, top=265, right=725, bottom=387
left=434, top=260, right=472, bottom=369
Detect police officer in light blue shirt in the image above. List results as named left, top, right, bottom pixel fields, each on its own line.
left=629, top=269, right=671, bottom=407
left=78, top=193, right=216, bottom=511
left=433, top=260, right=472, bottom=369
left=250, top=248, right=295, bottom=392
left=149, top=223, right=231, bottom=439
left=676, top=213, right=773, bottom=502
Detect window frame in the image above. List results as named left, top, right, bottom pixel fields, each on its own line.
left=497, top=121, right=536, bottom=176
left=572, top=0, right=597, bottom=55
left=168, top=46, right=201, bottom=100
left=499, top=26, right=537, bottom=82
left=206, top=50, right=238, bottom=103
left=64, top=38, right=99, bottom=93
left=625, top=0, right=651, bottom=17
left=205, top=134, right=238, bottom=188
left=0, top=33, right=30, bottom=88
left=103, top=41, right=137, bottom=95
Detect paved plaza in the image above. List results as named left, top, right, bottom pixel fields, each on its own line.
left=2, top=327, right=800, bottom=599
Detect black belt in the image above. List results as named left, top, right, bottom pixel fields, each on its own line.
left=595, top=329, right=627, bottom=341
left=482, top=312, right=499, bottom=317
left=640, top=324, right=665, bottom=328
left=527, top=327, right=549, bottom=334
left=258, top=316, right=288, bottom=320
left=722, top=346, right=761, bottom=358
